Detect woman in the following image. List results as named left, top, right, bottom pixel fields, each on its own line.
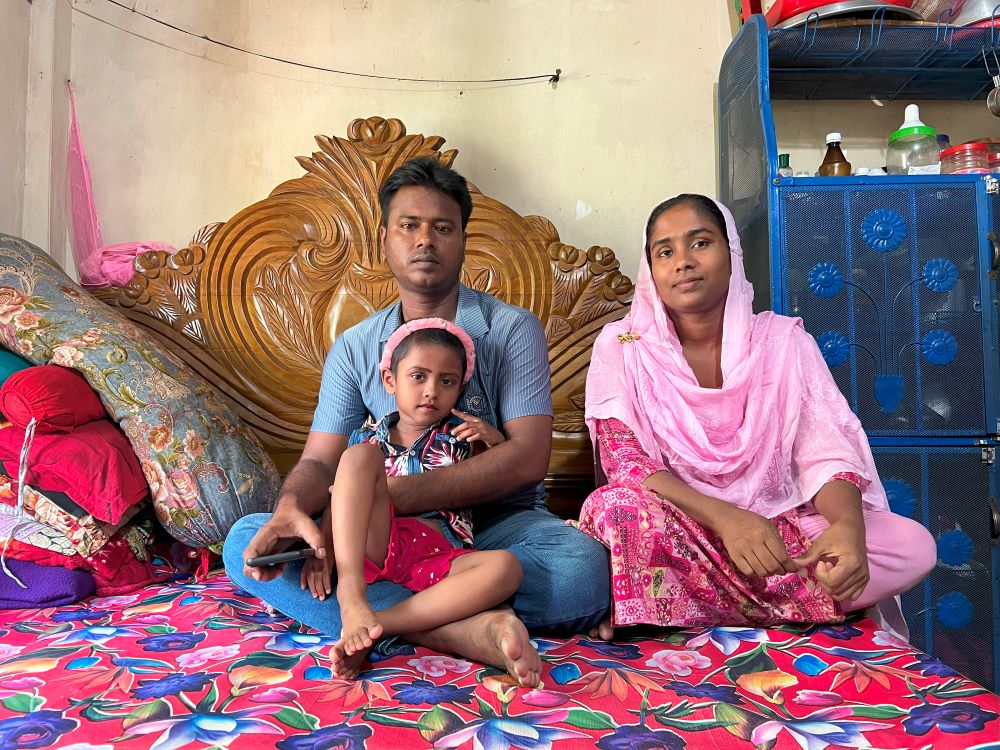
left=579, top=195, right=935, bottom=638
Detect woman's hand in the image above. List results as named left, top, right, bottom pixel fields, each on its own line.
left=793, top=520, right=869, bottom=602
left=450, top=409, right=506, bottom=447
left=712, top=505, right=799, bottom=578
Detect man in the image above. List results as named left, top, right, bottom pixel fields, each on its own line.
left=222, top=156, right=610, bottom=685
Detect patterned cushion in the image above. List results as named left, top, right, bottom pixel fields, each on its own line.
left=0, top=235, right=280, bottom=550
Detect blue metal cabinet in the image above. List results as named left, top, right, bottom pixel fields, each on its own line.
left=719, top=14, right=1000, bottom=690
left=870, top=444, right=1000, bottom=690
left=775, top=177, right=999, bottom=437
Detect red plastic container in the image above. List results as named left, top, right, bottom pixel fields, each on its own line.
left=940, top=142, right=990, bottom=174
left=738, top=0, right=919, bottom=27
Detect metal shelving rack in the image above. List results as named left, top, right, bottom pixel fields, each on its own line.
left=768, top=12, right=1000, bottom=100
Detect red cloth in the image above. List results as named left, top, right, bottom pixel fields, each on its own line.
left=364, top=511, right=471, bottom=592
left=0, top=365, right=105, bottom=432
left=0, top=420, right=147, bottom=524
left=1, top=538, right=91, bottom=570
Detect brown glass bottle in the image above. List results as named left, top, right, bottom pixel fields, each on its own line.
left=818, top=132, right=852, bottom=177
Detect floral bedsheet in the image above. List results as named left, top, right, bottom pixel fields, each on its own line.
left=0, top=566, right=996, bottom=750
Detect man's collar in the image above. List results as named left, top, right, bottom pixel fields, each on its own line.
left=378, top=284, right=489, bottom=343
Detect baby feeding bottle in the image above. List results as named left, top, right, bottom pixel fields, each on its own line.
left=886, top=104, right=941, bottom=175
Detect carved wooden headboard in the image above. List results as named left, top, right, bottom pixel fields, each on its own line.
left=94, top=116, right=634, bottom=515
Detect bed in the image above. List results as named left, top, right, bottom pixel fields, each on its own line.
left=0, top=117, right=996, bottom=749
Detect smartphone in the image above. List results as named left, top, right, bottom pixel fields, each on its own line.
left=246, top=547, right=316, bottom=568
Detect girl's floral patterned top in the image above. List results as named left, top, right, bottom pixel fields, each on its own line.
left=349, top=413, right=473, bottom=545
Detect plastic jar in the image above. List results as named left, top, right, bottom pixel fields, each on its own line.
left=886, top=104, right=940, bottom=175
left=941, top=143, right=990, bottom=175
left=990, top=152, right=1000, bottom=174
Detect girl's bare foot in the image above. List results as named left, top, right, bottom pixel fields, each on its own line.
left=401, top=607, right=540, bottom=687
left=331, top=640, right=370, bottom=680
left=338, top=597, right=384, bottom=655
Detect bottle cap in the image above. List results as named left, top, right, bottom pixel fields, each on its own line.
left=941, top=143, right=989, bottom=158
left=825, top=133, right=842, bottom=144
left=778, top=153, right=790, bottom=167
left=889, top=103, right=936, bottom=144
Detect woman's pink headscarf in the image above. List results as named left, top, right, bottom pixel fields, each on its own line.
left=585, top=197, right=888, bottom=518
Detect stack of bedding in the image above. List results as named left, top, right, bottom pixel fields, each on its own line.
left=0, top=363, right=160, bottom=603
left=0, top=234, right=282, bottom=609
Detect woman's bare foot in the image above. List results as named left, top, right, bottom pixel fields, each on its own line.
left=587, top=615, right=614, bottom=641
left=331, top=640, right=370, bottom=680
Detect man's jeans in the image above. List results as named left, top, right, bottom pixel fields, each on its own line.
left=222, top=506, right=610, bottom=637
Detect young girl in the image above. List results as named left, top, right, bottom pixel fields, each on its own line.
left=302, top=318, right=534, bottom=683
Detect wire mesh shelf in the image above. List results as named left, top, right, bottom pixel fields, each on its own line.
left=767, top=6, right=1000, bottom=100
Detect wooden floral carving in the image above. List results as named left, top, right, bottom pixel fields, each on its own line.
left=95, top=117, right=633, bottom=507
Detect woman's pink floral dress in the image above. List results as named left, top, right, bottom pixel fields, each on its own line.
left=576, top=418, right=845, bottom=628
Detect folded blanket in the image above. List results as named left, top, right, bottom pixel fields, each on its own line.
left=0, top=504, right=76, bottom=556
left=1, top=522, right=160, bottom=597
left=0, top=558, right=94, bottom=609
left=0, top=475, right=142, bottom=557
left=0, top=235, right=281, bottom=550
left=0, top=420, right=148, bottom=524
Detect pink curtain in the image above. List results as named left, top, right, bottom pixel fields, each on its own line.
left=66, top=81, right=176, bottom=289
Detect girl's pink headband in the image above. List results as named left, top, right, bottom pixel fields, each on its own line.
left=379, top=317, right=476, bottom=384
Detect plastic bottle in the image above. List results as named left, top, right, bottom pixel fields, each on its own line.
left=818, top=133, right=852, bottom=177
left=937, top=133, right=951, bottom=153
left=990, top=152, right=1000, bottom=174
left=886, top=104, right=941, bottom=175
left=777, top=153, right=793, bottom=177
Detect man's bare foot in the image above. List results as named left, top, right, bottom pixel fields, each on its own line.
left=587, top=615, right=614, bottom=641
left=339, top=597, right=384, bottom=655
left=492, top=613, right=541, bottom=687
left=411, top=607, right=540, bottom=687
left=331, top=640, right=370, bottom=680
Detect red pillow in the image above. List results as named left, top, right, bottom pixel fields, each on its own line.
left=0, top=365, right=106, bottom=432
left=0, top=420, right=147, bottom=524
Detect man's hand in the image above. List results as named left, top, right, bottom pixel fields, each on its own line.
left=450, top=409, right=506, bottom=448
left=793, top=520, right=869, bottom=602
left=243, top=503, right=327, bottom=583
left=712, top=505, right=800, bottom=578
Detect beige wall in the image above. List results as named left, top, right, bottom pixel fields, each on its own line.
left=7, top=2, right=999, bottom=277
left=3, top=0, right=72, bottom=271
left=64, top=0, right=733, bottom=276
left=0, top=1, right=31, bottom=237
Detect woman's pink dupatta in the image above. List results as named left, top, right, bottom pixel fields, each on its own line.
left=585, top=198, right=888, bottom=519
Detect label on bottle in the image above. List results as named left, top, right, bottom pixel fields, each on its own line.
left=907, top=164, right=941, bottom=175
